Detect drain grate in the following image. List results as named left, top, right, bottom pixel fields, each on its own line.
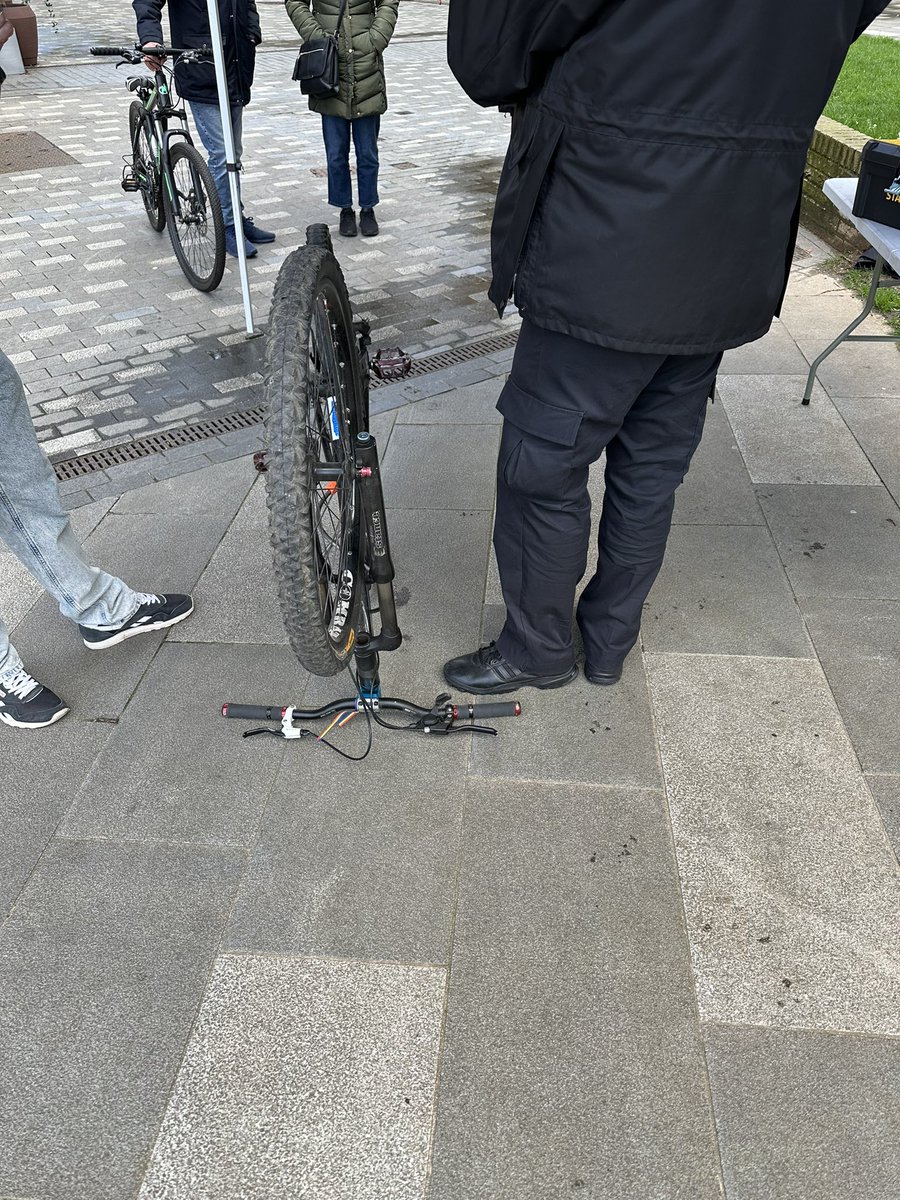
left=0, top=131, right=78, bottom=173
left=51, top=328, right=519, bottom=481
left=53, top=406, right=265, bottom=481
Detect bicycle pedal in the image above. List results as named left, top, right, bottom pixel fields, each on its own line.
left=120, top=173, right=141, bottom=193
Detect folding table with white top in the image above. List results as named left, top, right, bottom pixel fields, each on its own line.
left=803, top=175, right=900, bottom=403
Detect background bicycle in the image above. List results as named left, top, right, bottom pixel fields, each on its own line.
left=90, top=44, right=225, bottom=292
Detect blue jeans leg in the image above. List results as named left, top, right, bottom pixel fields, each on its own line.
left=0, top=352, right=141, bottom=677
left=189, top=101, right=244, bottom=226
left=321, top=115, right=353, bottom=209
left=352, top=115, right=380, bottom=209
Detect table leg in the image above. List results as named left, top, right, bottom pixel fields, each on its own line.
left=802, top=252, right=885, bottom=405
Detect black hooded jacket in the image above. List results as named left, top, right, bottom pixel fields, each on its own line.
left=133, top=0, right=261, bottom=107
left=448, top=0, right=890, bottom=354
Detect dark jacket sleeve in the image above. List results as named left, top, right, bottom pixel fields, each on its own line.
left=447, top=0, right=610, bottom=107
left=855, top=0, right=890, bottom=38
left=133, top=0, right=165, bottom=47
left=247, top=0, right=262, bottom=44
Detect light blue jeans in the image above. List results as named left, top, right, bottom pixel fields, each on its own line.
left=189, top=101, right=243, bottom=227
left=0, top=350, right=140, bottom=679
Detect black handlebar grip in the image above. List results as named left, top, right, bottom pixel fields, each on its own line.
left=221, top=703, right=287, bottom=721
left=90, top=46, right=128, bottom=55
left=454, top=701, right=522, bottom=719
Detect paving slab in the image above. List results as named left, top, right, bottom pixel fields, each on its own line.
left=647, top=652, right=900, bottom=1036
left=381, top=422, right=500, bottom=511
left=704, top=1024, right=900, bottom=1200
left=802, top=598, right=900, bottom=774
left=718, top=375, right=880, bottom=485
left=757, top=483, right=900, bottom=600
left=719, top=319, right=809, bottom=375
left=58, top=642, right=305, bottom=847
left=673, top=398, right=764, bottom=526
left=363, top=506, right=493, bottom=700
left=791, top=335, right=900, bottom=399
left=428, top=779, right=723, bottom=1200
left=831, top=393, right=900, bottom=506
left=169, top=481, right=285, bottom=646
left=0, top=718, right=112, bottom=919
left=471, top=605, right=661, bottom=788
left=395, top=378, right=504, bottom=425
left=224, top=731, right=469, bottom=963
left=866, top=774, right=900, bottom=862
left=111, top=455, right=256, bottom=517
left=643, top=524, right=812, bottom=658
left=136, top=954, right=445, bottom=1200
left=0, top=838, right=244, bottom=1200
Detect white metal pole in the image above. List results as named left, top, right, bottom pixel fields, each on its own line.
left=206, top=0, right=255, bottom=335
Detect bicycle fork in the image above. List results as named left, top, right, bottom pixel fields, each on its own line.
left=355, top=431, right=402, bottom=655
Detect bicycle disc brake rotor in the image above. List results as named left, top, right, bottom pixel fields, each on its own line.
left=307, top=291, right=358, bottom=650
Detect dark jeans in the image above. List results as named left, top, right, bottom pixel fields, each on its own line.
left=493, top=320, right=722, bottom=674
left=321, top=114, right=380, bottom=209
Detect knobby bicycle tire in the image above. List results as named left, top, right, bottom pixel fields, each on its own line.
left=265, top=245, right=367, bottom=676
left=162, top=141, right=225, bottom=292
left=128, top=101, right=165, bottom=232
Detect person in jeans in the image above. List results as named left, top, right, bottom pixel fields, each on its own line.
left=133, top=0, right=275, bottom=259
left=0, top=351, right=193, bottom=729
left=286, top=0, right=399, bottom=238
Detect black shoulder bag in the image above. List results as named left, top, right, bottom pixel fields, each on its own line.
left=292, top=0, right=349, bottom=98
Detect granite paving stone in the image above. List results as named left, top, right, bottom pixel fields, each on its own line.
left=0, top=719, right=112, bottom=919
left=224, top=730, right=469, bottom=964
left=0, top=839, right=245, bottom=1200
left=647, top=652, right=900, bottom=1036
left=382, top=422, right=500, bottom=512
left=394, top=378, right=504, bottom=425
left=58, top=642, right=305, bottom=847
left=719, top=319, right=810, bottom=375
left=471, top=607, right=661, bottom=789
left=718, top=375, right=879, bottom=485
left=802, top=597, right=900, bottom=774
left=704, top=1024, right=900, bottom=1200
left=428, top=779, right=723, bottom=1200
left=136, top=954, right=445, bottom=1200
left=831, top=392, right=900, bottom=507
left=643, top=525, right=812, bottom=658
left=865, top=774, right=900, bottom=862
left=672, top=398, right=765, bottom=526
left=757, top=483, right=900, bottom=599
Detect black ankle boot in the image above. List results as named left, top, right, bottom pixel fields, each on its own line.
left=339, top=208, right=357, bottom=237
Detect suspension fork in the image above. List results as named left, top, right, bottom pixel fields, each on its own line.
left=355, top=431, right=402, bottom=653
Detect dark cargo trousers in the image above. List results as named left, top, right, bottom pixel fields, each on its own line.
left=493, top=321, right=722, bottom=675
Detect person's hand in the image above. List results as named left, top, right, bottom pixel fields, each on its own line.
left=0, top=9, right=14, bottom=51
left=141, top=42, right=164, bottom=71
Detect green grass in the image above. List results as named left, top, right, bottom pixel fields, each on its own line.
left=824, top=35, right=900, bottom=139
left=824, top=254, right=900, bottom=336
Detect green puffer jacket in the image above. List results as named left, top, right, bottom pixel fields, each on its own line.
left=286, top=0, right=399, bottom=119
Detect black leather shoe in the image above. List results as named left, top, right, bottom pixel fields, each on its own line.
left=359, top=207, right=379, bottom=237
left=584, top=663, right=623, bottom=686
left=443, top=642, right=578, bottom=695
left=339, top=207, right=357, bottom=237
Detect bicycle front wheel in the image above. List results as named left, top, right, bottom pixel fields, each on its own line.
left=162, top=141, right=225, bottom=292
left=265, top=245, right=367, bottom=676
left=129, top=101, right=164, bottom=232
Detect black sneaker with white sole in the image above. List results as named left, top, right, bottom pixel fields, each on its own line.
left=0, top=667, right=69, bottom=728
left=80, top=593, right=194, bottom=650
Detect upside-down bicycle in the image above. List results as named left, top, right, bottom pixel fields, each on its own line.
left=90, top=44, right=225, bottom=292
left=222, top=226, right=521, bottom=756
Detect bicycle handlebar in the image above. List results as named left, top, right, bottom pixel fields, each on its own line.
left=453, top=701, right=521, bottom=719
left=90, top=45, right=213, bottom=62
left=222, top=703, right=287, bottom=722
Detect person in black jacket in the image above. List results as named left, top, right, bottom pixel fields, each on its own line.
left=133, top=0, right=275, bottom=258
left=442, top=0, right=890, bottom=695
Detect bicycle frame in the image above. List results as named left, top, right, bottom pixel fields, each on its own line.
left=135, top=70, right=196, bottom=220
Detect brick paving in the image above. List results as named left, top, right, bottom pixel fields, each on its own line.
left=4, top=3, right=514, bottom=475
